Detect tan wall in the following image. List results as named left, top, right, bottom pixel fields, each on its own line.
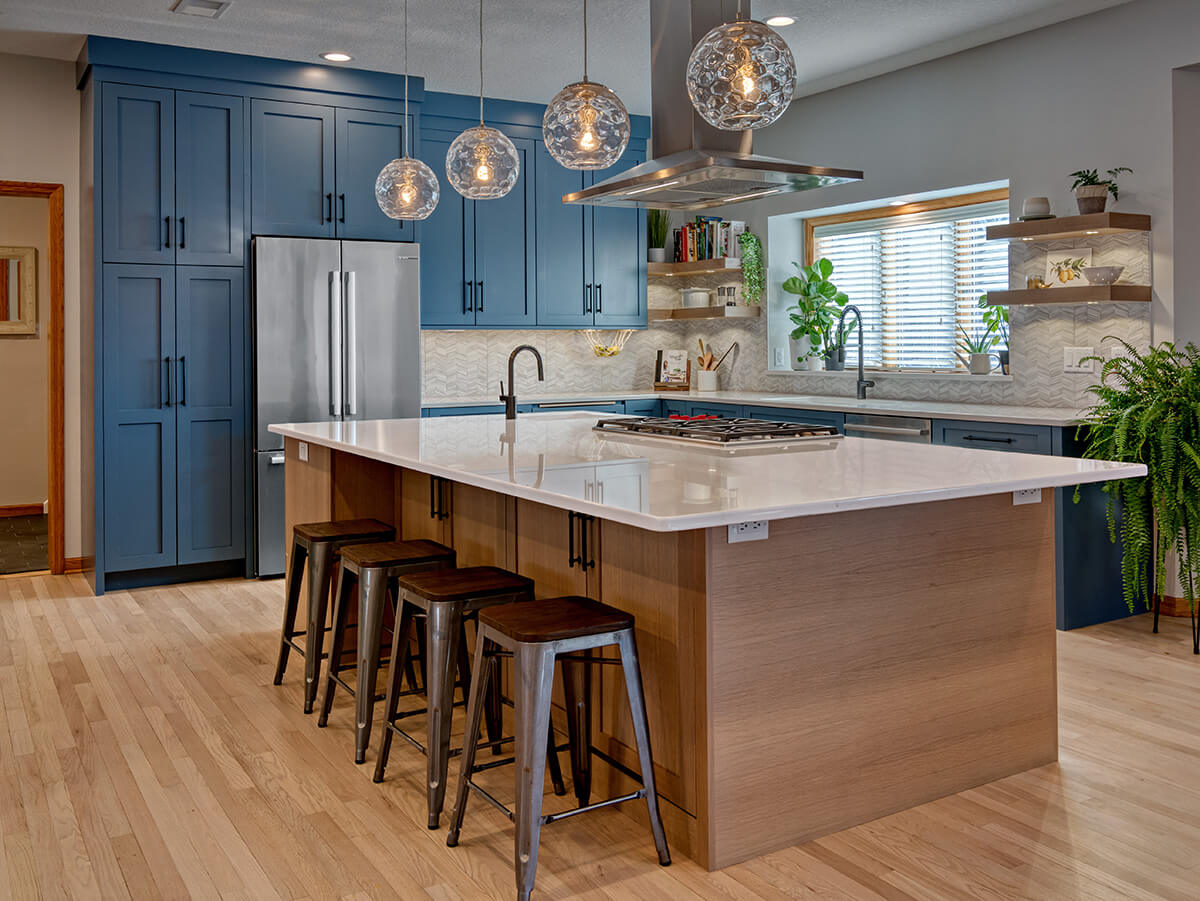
left=0, top=52, right=80, bottom=552
left=0, top=196, right=49, bottom=507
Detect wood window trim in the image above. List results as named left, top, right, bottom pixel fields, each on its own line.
left=0, top=180, right=65, bottom=574
left=802, top=188, right=1009, bottom=267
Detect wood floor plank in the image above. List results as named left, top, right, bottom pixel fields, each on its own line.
left=2, top=574, right=1200, bottom=900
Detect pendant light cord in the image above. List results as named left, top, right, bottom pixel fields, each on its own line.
left=478, top=0, right=485, bottom=125
left=402, top=0, right=410, bottom=156
left=582, top=0, right=588, bottom=82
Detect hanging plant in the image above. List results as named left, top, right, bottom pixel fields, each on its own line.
left=1077, top=338, right=1200, bottom=653
left=737, top=230, right=764, bottom=305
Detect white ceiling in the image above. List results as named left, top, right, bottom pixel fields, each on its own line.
left=0, top=0, right=1132, bottom=111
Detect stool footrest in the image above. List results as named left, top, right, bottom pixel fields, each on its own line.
left=464, top=779, right=646, bottom=827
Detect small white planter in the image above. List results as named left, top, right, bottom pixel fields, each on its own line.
left=648, top=247, right=668, bottom=263
left=968, top=352, right=999, bottom=375
left=789, top=336, right=824, bottom=371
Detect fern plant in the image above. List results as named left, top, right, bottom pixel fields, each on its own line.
left=1077, top=338, right=1200, bottom=653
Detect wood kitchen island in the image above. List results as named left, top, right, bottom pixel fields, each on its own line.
left=269, top=412, right=1142, bottom=870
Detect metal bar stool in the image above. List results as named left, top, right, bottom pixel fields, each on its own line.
left=445, top=596, right=671, bottom=901
left=317, top=539, right=457, bottom=763
left=273, top=519, right=395, bottom=713
left=372, top=566, right=565, bottom=829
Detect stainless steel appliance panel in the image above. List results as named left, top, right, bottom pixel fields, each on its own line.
left=339, top=241, right=422, bottom=422
left=843, top=413, right=932, bottom=443
left=254, top=449, right=287, bottom=577
left=252, top=236, right=342, bottom=450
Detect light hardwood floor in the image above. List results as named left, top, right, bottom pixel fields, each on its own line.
left=1, top=573, right=1198, bottom=900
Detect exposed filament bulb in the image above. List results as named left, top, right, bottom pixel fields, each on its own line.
left=577, top=100, right=599, bottom=151
left=473, top=143, right=493, bottom=182
left=399, top=181, right=417, bottom=205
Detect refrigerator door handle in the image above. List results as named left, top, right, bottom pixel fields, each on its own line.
left=343, top=271, right=358, bottom=416
left=268, top=452, right=286, bottom=465
left=329, top=270, right=344, bottom=416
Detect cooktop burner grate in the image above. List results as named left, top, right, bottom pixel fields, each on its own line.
left=593, top=416, right=842, bottom=447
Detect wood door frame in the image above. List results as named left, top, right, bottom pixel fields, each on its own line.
left=0, top=181, right=65, bottom=573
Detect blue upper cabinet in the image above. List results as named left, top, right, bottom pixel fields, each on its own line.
left=534, top=144, right=590, bottom=327
left=251, top=99, right=336, bottom=238
left=591, top=148, right=646, bottom=328
left=417, top=131, right=474, bottom=327
left=101, top=265, right=178, bottom=570
left=473, top=136, right=536, bottom=327
left=175, top=92, right=245, bottom=266
left=334, top=108, right=414, bottom=242
left=175, top=267, right=246, bottom=564
left=102, top=84, right=175, bottom=264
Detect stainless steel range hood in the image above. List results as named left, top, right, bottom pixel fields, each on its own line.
left=564, top=0, right=863, bottom=210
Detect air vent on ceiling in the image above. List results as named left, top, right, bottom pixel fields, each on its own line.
left=171, top=0, right=233, bottom=19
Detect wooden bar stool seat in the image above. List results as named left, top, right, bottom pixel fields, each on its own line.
left=273, top=519, right=395, bottom=713
left=446, top=596, right=671, bottom=901
left=373, top=566, right=566, bottom=829
left=317, top=540, right=457, bottom=763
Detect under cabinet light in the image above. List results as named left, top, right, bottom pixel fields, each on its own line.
left=765, top=16, right=795, bottom=26
left=320, top=51, right=353, bottom=62
left=171, top=0, right=232, bottom=19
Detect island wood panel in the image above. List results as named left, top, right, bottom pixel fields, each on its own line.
left=396, top=467, right=447, bottom=543
left=703, top=491, right=1058, bottom=869
left=283, top=438, right=332, bottom=598
left=513, top=499, right=590, bottom=599
left=330, top=451, right=397, bottom=526
left=592, top=521, right=709, bottom=868
left=448, top=483, right=511, bottom=569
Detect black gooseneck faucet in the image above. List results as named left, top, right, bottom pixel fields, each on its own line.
left=499, top=344, right=545, bottom=419
left=837, top=305, right=875, bottom=400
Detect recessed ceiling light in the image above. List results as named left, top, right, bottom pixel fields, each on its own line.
left=765, top=15, right=795, bottom=27
left=320, top=51, right=353, bottom=63
left=171, top=0, right=233, bottom=19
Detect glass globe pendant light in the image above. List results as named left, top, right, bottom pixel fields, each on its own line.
left=542, top=0, right=630, bottom=170
left=446, top=0, right=520, bottom=199
left=685, top=0, right=797, bottom=131
left=375, top=0, right=440, bottom=220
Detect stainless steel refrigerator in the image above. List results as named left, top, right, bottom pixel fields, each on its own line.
left=251, top=237, right=421, bottom=577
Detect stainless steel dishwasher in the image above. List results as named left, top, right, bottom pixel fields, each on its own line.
left=843, top=412, right=932, bottom=443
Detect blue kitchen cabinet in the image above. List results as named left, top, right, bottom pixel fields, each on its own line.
left=101, top=85, right=175, bottom=264
left=251, top=99, right=336, bottom=238
left=591, top=149, right=647, bottom=328
left=744, top=405, right=845, bottom=431
left=662, top=400, right=743, bottom=418
left=101, top=265, right=178, bottom=570
left=175, top=92, right=245, bottom=266
left=531, top=401, right=623, bottom=414
left=535, top=147, right=647, bottom=328
left=623, top=398, right=662, bottom=417
left=334, top=107, right=414, bottom=242
left=418, top=128, right=536, bottom=328
left=175, top=267, right=247, bottom=564
left=424, top=404, right=534, bottom=416
left=932, top=419, right=1053, bottom=455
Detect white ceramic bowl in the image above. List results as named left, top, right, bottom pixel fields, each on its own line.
left=681, top=288, right=711, bottom=308
left=1082, top=266, right=1124, bottom=286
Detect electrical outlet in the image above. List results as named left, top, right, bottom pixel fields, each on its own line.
left=1063, top=346, right=1095, bottom=374
left=298, top=441, right=308, bottom=462
left=728, top=520, right=769, bottom=543
left=1013, top=488, right=1042, bottom=506
left=773, top=347, right=785, bottom=368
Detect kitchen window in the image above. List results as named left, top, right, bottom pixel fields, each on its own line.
left=805, top=190, right=1010, bottom=371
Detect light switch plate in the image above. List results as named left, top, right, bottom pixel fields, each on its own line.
left=728, top=520, right=769, bottom=542
left=1063, top=346, right=1095, bottom=374
left=773, top=347, right=785, bottom=368
left=298, top=441, right=308, bottom=462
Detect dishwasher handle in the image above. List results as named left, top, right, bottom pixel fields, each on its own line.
left=844, top=423, right=930, bottom=438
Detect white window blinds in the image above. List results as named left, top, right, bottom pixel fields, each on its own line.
left=812, top=200, right=1009, bottom=370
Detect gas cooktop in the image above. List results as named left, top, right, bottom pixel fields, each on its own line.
left=593, top=415, right=843, bottom=449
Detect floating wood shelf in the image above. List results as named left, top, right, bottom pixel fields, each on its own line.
left=985, top=285, right=1151, bottom=305
left=648, top=305, right=761, bottom=321
left=986, top=212, right=1151, bottom=243
left=647, top=258, right=742, bottom=277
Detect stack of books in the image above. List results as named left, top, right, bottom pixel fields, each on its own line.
left=673, top=218, right=746, bottom=263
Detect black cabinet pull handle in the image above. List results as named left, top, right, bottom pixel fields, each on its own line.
left=178, top=355, right=186, bottom=406
left=475, top=280, right=483, bottom=312
left=160, top=357, right=168, bottom=408
left=596, top=283, right=602, bottom=313
left=963, top=434, right=1015, bottom=444
left=580, top=513, right=595, bottom=570
left=584, top=283, right=592, bottom=314
left=178, top=217, right=185, bottom=249
left=324, top=193, right=333, bottom=223
left=465, top=280, right=473, bottom=314
left=163, top=356, right=172, bottom=407
left=568, top=511, right=578, bottom=569
left=338, top=194, right=346, bottom=223
left=429, top=474, right=437, bottom=520
left=164, top=216, right=171, bottom=249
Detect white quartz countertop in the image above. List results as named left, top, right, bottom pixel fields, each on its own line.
left=421, top=390, right=1085, bottom=427
left=269, top=413, right=1142, bottom=532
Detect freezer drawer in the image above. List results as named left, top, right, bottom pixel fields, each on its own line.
left=255, top=450, right=287, bottom=577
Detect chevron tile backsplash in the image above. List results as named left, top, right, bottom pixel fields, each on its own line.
left=422, top=233, right=1151, bottom=409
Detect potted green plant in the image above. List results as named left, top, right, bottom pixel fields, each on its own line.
left=1069, top=166, right=1132, bottom=214
left=737, top=230, right=764, bottom=305
left=978, top=295, right=1010, bottom=373
left=819, top=315, right=857, bottom=371
left=781, top=258, right=849, bottom=371
left=955, top=324, right=999, bottom=374
left=1078, top=339, right=1200, bottom=653
left=647, top=209, right=671, bottom=263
